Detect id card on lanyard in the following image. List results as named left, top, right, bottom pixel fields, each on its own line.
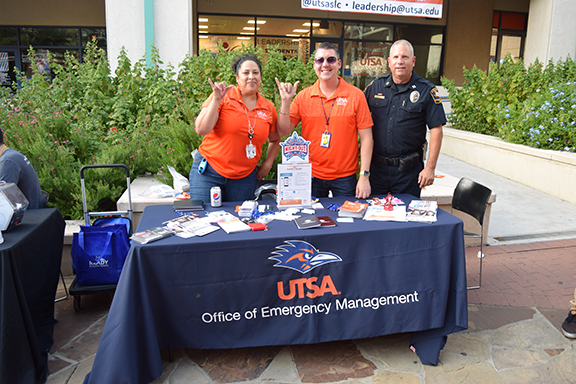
left=320, top=98, right=336, bottom=148
left=320, top=131, right=331, bottom=148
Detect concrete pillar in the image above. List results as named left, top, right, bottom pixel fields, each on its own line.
left=105, top=0, right=194, bottom=72
left=524, top=0, right=576, bottom=65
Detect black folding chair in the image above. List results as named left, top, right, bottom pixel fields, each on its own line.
left=451, top=178, right=492, bottom=290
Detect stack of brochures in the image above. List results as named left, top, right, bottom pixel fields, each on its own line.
left=363, top=205, right=407, bottom=222
left=164, top=215, right=219, bottom=238
left=216, top=213, right=252, bottom=234
left=406, top=200, right=438, bottom=223
left=338, top=201, right=369, bottom=219
left=131, top=226, right=174, bottom=244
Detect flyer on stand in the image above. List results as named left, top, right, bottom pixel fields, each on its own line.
left=276, top=163, right=312, bottom=209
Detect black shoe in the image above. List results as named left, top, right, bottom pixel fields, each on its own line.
left=561, top=309, right=576, bottom=338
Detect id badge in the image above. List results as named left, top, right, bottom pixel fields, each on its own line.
left=246, top=143, right=257, bottom=159
left=320, top=131, right=331, bottom=148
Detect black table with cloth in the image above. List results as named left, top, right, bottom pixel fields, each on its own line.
left=85, top=195, right=468, bottom=384
left=0, top=208, right=65, bottom=384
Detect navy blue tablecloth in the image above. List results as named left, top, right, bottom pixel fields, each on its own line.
left=1, top=208, right=65, bottom=384
left=85, top=196, right=467, bottom=384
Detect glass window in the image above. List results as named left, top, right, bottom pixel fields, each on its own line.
left=490, top=11, right=527, bottom=66
left=20, top=27, right=79, bottom=47
left=197, top=14, right=444, bottom=86
left=500, top=13, right=526, bottom=31
left=20, top=48, right=79, bottom=79
left=257, top=37, right=310, bottom=59
left=343, top=41, right=390, bottom=90
left=312, top=20, right=343, bottom=38
left=0, top=27, right=17, bottom=46
left=255, top=17, right=313, bottom=38
left=500, top=34, right=523, bottom=62
left=198, top=15, right=259, bottom=36
left=413, top=44, right=442, bottom=84
left=396, top=25, right=444, bottom=45
left=344, top=22, right=393, bottom=41
left=82, top=28, right=107, bottom=47
left=198, top=35, right=253, bottom=53
left=1, top=49, right=17, bottom=92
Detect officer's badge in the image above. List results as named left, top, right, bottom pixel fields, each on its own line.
left=410, top=91, right=420, bottom=103
left=430, top=87, right=441, bottom=104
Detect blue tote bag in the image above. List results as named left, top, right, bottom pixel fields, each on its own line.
left=71, top=224, right=130, bottom=286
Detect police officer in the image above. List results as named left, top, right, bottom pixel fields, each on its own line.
left=364, top=39, right=446, bottom=198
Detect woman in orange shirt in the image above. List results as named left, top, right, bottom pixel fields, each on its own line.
left=190, top=55, right=281, bottom=204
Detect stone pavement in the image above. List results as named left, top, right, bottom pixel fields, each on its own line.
left=46, top=155, right=576, bottom=384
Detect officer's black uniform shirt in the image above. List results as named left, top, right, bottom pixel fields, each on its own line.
left=364, top=70, right=446, bottom=158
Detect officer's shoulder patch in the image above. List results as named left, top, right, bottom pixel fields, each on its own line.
left=430, top=87, right=441, bottom=104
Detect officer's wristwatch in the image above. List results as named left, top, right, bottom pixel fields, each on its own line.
left=361, top=170, right=370, bottom=177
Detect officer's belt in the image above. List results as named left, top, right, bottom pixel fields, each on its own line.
left=372, top=152, right=421, bottom=166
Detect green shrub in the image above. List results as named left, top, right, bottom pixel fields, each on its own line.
left=0, top=41, right=316, bottom=219
left=441, top=55, right=576, bottom=152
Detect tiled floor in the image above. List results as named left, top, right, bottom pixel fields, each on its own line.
left=48, top=238, right=576, bottom=384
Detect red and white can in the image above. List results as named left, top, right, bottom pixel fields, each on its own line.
left=210, top=186, right=221, bottom=207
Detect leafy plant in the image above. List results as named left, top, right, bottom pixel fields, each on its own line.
left=442, top=55, right=576, bottom=152
left=0, top=41, right=317, bottom=219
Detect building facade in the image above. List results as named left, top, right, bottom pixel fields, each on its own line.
left=1, top=0, right=575, bottom=92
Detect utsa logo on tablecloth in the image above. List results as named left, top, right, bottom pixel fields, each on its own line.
left=270, top=240, right=342, bottom=300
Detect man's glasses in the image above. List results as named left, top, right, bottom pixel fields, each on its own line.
left=314, top=56, right=338, bottom=65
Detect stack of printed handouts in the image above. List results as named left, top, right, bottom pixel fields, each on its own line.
left=214, top=212, right=252, bottom=234
left=131, top=226, right=175, bottom=244
left=338, top=201, right=369, bottom=219
left=164, top=214, right=220, bottom=238
left=363, top=204, right=407, bottom=222
left=406, top=200, right=438, bottom=223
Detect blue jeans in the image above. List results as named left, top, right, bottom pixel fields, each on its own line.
left=189, top=153, right=258, bottom=204
left=312, top=174, right=357, bottom=198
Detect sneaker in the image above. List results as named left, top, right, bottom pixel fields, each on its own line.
left=561, top=309, right=576, bottom=338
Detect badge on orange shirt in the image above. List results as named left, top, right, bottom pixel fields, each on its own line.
left=320, top=131, right=331, bottom=148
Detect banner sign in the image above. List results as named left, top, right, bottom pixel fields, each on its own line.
left=301, top=0, right=443, bottom=19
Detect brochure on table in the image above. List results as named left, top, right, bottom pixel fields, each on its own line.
left=277, top=132, right=312, bottom=209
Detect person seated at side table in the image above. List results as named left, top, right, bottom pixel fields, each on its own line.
left=189, top=55, right=281, bottom=204
left=0, top=129, right=44, bottom=209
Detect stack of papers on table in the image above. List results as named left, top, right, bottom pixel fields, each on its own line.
left=406, top=200, right=438, bottom=223
left=131, top=226, right=174, bottom=244
left=363, top=205, right=407, bottom=222
left=338, top=201, right=369, bottom=219
left=216, top=213, right=252, bottom=234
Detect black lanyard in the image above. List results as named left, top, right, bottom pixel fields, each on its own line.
left=321, top=98, right=336, bottom=131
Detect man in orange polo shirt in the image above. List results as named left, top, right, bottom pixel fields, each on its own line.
left=276, top=42, right=374, bottom=199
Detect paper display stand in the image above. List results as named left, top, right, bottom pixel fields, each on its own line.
left=277, top=132, right=312, bottom=209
